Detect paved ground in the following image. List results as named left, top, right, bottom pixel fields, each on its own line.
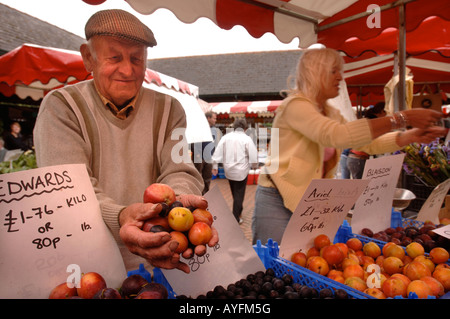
left=210, top=177, right=256, bottom=243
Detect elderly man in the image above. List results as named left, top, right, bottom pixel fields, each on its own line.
left=34, top=9, right=217, bottom=273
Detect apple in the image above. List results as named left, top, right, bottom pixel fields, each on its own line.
left=192, top=208, right=214, bottom=226
left=291, top=251, right=307, bottom=267
left=188, top=222, right=213, bottom=246
left=143, top=183, right=176, bottom=206
left=77, top=272, right=107, bottom=299
left=168, top=207, right=194, bottom=232
left=48, top=282, right=78, bottom=299
left=170, top=231, right=189, bottom=254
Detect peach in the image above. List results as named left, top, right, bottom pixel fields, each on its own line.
left=383, top=256, right=404, bottom=275
left=306, top=256, right=329, bottom=276
left=364, top=287, right=386, bottom=299
left=49, top=282, right=78, bottom=299
left=306, top=246, right=320, bottom=259
left=363, top=242, right=381, bottom=259
left=291, top=251, right=307, bottom=267
left=188, top=222, right=213, bottom=246
left=407, top=280, right=432, bottom=299
left=314, top=234, right=331, bottom=250
left=344, top=277, right=367, bottom=292
left=384, top=243, right=405, bottom=260
left=170, top=231, right=189, bottom=254
left=321, top=244, right=345, bottom=267
left=343, top=264, right=365, bottom=279
left=382, top=277, right=407, bottom=298
left=421, top=276, right=445, bottom=297
left=414, top=255, right=435, bottom=273
left=391, top=273, right=411, bottom=288
left=192, top=208, right=214, bottom=226
left=382, top=242, right=396, bottom=256
left=405, top=242, right=425, bottom=259
left=346, top=238, right=363, bottom=251
left=432, top=267, right=450, bottom=291
left=334, top=242, right=349, bottom=257
left=429, top=247, right=449, bottom=264
left=404, top=260, right=431, bottom=281
left=342, top=257, right=359, bottom=270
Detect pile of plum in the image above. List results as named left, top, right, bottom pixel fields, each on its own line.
left=176, top=268, right=350, bottom=299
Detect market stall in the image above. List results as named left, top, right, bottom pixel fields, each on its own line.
left=0, top=43, right=212, bottom=144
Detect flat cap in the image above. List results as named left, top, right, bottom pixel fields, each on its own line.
left=85, top=9, right=157, bottom=47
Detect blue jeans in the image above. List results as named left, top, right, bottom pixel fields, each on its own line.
left=251, top=185, right=293, bottom=245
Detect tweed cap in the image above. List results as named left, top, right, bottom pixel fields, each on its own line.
left=85, top=9, right=157, bottom=47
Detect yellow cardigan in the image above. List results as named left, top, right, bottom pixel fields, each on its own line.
left=258, top=94, right=401, bottom=212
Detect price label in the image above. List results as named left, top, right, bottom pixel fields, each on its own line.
left=0, top=164, right=126, bottom=298
left=279, top=179, right=369, bottom=260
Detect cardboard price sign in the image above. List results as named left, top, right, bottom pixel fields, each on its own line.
left=279, top=179, right=369, bottom=260
left=350, top=153, right=405, bottom=235
left=0, top=164, right=126, bottom=299
left=417, top=179, right=450, bottom=224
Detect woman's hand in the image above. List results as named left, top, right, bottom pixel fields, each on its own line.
left=396, top=127, right=448, bottom=146
left=402, top=109, right=443, bottom=129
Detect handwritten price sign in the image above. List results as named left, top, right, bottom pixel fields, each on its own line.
left=0, top=164, right=126, bottom=299
left=279, top=179, right=369, bottom=260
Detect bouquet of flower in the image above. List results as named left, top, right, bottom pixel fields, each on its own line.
left=401, top=139, right=450, bottom=187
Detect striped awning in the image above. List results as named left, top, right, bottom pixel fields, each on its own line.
left=210, top=100, right=282, bottom=117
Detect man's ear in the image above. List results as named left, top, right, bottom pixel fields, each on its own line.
left=80, top=43, right=94, bottom=72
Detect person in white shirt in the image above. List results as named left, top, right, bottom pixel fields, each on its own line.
left=212, top=118, right=258, bottom=223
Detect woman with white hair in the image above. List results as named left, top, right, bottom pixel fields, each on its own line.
left=252, top=48, right=446, bottom=245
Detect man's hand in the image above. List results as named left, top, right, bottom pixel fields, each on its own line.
left=118, top=195, right=219, bottom=273
left=119, top=202, right=191, bottom=273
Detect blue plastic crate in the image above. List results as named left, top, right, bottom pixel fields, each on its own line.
left=253, top=239, right=374, bottom=299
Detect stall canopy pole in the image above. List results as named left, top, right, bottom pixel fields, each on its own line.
left=398, top=1, right=407, bottom=112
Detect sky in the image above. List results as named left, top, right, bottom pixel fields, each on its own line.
left=0, top=0, right=300, bottom=59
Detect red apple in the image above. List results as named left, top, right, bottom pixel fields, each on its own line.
left=48, top=282, right=78, bottom=299
left=188, top=222, right=213, bottom=246
left=143, top=183, right=176, bottom=206
left=192, top=208, right=214, bottom=226
left=76, top=272, right=107, bottom=299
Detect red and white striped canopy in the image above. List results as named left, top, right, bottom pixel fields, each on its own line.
left=122, top=0, right=450, bottom=56
left=0, top=43, right=198, bottom=101
left=0, top=43, right=211, bottom=143
left=210, top=100, right=282, bottom=116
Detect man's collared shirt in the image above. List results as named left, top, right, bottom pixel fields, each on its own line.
left=95, top=86, right=138, bottom=120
